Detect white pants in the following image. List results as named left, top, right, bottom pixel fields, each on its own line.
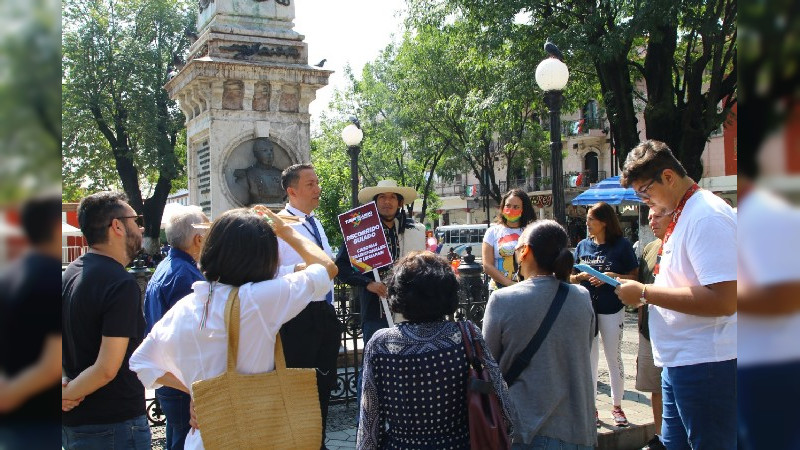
left=591, top=309, right=625, bottom=406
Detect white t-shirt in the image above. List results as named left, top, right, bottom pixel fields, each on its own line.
left=650, top=189, right=737, bottom=367
left=737, top=188, right=800, bottom=367
left=129, top=264, right=330, bottom=450
left=482, top=224, right=523, bottom=289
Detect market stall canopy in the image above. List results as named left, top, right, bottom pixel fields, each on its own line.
left=570, top=176, right=642, bottom=205
left=62, top=222, right=83, bottom=237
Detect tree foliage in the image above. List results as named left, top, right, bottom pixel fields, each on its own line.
left=62, top=0, right=193, bottom=252
left=409, top=0, right=737, bottom=180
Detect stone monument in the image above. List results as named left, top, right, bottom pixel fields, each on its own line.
left=165, top=0, right=331, bottom=217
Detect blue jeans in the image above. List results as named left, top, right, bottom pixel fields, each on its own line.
left=62, top=415, right=151, bottom=450
left=156, top=386, right=191, bottom=450
left=661, top=359, right=736, bottom=450
left=356, top=319, right=388, bottom=418
left=512, top=436, right=594, bottom=449
left=738, top=359, right=800, bottom=450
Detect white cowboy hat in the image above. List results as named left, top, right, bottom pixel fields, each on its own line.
left=358, top=179, right=418, bottom=204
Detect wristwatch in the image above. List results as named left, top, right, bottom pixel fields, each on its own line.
left=640, top=284, right=648, bottom=306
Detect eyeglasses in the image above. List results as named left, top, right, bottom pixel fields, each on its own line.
left=635, top=179, right=658, bottom=200
left=109, top=215, right=144, bottom=227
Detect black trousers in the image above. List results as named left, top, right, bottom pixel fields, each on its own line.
left=279, top=301, right=341, bottom=449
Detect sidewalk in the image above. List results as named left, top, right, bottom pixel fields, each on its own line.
left=148, top=312, right=654, bottom=450
left=325, top=311, right=655, bottom=450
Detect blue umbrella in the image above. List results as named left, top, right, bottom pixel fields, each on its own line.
left=570, top=176, right=642, bottom=205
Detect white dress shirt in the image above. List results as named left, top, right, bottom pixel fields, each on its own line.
left=276, top=204, right=335, bottom=302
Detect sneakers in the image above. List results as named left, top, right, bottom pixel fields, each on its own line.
left=643, top=435, right=666, bottom=450
left=612, top=406, right=629, bottom=427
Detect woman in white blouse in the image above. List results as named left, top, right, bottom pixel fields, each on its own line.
left=129, top=206, right=337, bottom=450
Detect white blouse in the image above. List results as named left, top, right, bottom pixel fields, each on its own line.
left=129, top=264, right=330, bottom=450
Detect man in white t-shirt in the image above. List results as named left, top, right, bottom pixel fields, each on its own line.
left=736, top=165, right=800, bottom=450
left=614, top=140, right=736, bottom=450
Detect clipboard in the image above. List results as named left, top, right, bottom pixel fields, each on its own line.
left=573, top=264, right=621, bottom=287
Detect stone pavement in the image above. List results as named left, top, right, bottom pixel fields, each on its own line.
left=324, top=311, right=656, bottom=450
left=148, top=311, right=654, bottom=449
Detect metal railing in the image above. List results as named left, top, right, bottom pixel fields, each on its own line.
left=561, top=117, right=606, bottom=136
left=143, top=268, right=492, bottom=426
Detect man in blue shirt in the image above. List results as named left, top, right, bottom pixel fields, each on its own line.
left=144, top=205, right=207, bottom=450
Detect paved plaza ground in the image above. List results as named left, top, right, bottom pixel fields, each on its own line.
left=150, top=311, right=654, bottom=450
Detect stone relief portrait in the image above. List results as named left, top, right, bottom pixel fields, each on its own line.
left=227, top=137, right=291, bottom=206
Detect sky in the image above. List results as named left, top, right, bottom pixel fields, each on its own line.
left=293, top=0, right=407, bottom=133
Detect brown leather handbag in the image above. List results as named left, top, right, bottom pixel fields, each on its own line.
left=457, top=320, right=511, bottom=450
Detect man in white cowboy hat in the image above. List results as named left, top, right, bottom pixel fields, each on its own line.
left=335, top=180, right=426, bottom=406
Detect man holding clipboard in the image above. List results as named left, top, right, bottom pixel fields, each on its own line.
left=335, top=180, right=426, bottom=408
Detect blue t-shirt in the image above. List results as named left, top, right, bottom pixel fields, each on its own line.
left=144, top=248, right=204, bottom=334
left=573, top=237, right=637, bottom=314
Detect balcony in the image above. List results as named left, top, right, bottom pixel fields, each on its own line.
left=561, top=117, right=605, bottom=137
left=564, top=170, right=607, bottom=188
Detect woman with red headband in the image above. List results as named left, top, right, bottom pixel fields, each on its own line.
left=482, top=189, right=537, bottom=291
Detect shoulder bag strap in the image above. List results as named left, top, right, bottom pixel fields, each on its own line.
left=224, top=286, right=240, bottom=373
left=457, top=321, right=477, bottom=368
left=503, top=282, right=569, bottom=385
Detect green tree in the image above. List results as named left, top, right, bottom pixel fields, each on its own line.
left=62, top=0, right=193, bottom=252
left=410, top=0, right=736, bottom=180
left=0, top=0, right=61, bottom=204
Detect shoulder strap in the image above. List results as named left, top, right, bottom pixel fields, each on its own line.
left=224, top=286, right=240, bottom=373
left=503, top=282, right=569, bottom=385
left=457, top=321, right=477, bottom=367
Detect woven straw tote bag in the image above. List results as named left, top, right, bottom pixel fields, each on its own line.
left=192, top=287, right=322, bottom=449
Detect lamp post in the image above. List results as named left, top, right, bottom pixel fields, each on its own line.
left=341, top=119, right=364, bottom=208
left=535, top=52, right=569, bottom=225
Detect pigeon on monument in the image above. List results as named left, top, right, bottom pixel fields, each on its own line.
left=544, top=40, right=564, bottom=61
left=185, top=29, right=199, bottom=44
left=314, top=59, right=327, bottom=67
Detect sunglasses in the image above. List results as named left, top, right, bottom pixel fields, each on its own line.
left=635, top=179, right=658, bottom=200
left=110, top=215, right=144, bottom=227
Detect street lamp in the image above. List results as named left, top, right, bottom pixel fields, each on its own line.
left=536, top=47, right=569, bottom=225
left=341, top=118, right=363, bottom=208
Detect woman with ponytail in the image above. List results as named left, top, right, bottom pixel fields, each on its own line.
left=482, top=220, right=597, bottom=449
left=482, top=189, right=536, bottom=291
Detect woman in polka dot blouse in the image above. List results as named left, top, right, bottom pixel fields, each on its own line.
left=356, top=251, right=514, bottom=449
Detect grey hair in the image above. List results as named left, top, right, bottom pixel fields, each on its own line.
left=165, top=205, right=207, bottom=250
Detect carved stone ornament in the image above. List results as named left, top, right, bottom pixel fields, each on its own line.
left=199, top=0, right=213, bottom=11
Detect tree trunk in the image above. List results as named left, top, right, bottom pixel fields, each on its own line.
left=595, top=57, right=640, bottom=167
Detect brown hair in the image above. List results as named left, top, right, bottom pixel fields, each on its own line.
left=494, top=189, right=536, bottom=228
left=588, top=202, right=624, bottom=243
left=620, top=140, right=687, bottom=188
left=199, top=208, right=278, bottom=286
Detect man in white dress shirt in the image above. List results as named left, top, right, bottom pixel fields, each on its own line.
left=276, top=164, right=341, bottom=449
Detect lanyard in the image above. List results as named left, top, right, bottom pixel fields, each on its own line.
left=285, top=209, right=323, bottom=248
left=653, top=183, right=700, bottom=275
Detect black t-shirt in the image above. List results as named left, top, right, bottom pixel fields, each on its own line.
left=0, top=252, right=61, bottom=423
left=574, top=237, right=638, bottom=314
left=61, top=253, right=146, bottom=426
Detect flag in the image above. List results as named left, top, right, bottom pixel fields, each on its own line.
left=466, top=185, right=478, bottom=196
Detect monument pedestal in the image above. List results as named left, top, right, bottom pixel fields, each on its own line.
left=165, top=0, right=331, bottom=218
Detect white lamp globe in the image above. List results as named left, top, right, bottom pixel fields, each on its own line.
left=535, top=58, right=569, bottom=91
left=341, top=124, right=364, bottom=147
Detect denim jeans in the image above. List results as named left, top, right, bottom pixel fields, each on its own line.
left=356, top=319, right=388, bottom=419
left=62, top=415, right=151, bottom=450
left=512, top=435, right=594, bottom=450
left=738, top=359, right=800, bottom=450
left=156, top=386, right=191, bottom=450
left=661, top=359, right=736, bottom=450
